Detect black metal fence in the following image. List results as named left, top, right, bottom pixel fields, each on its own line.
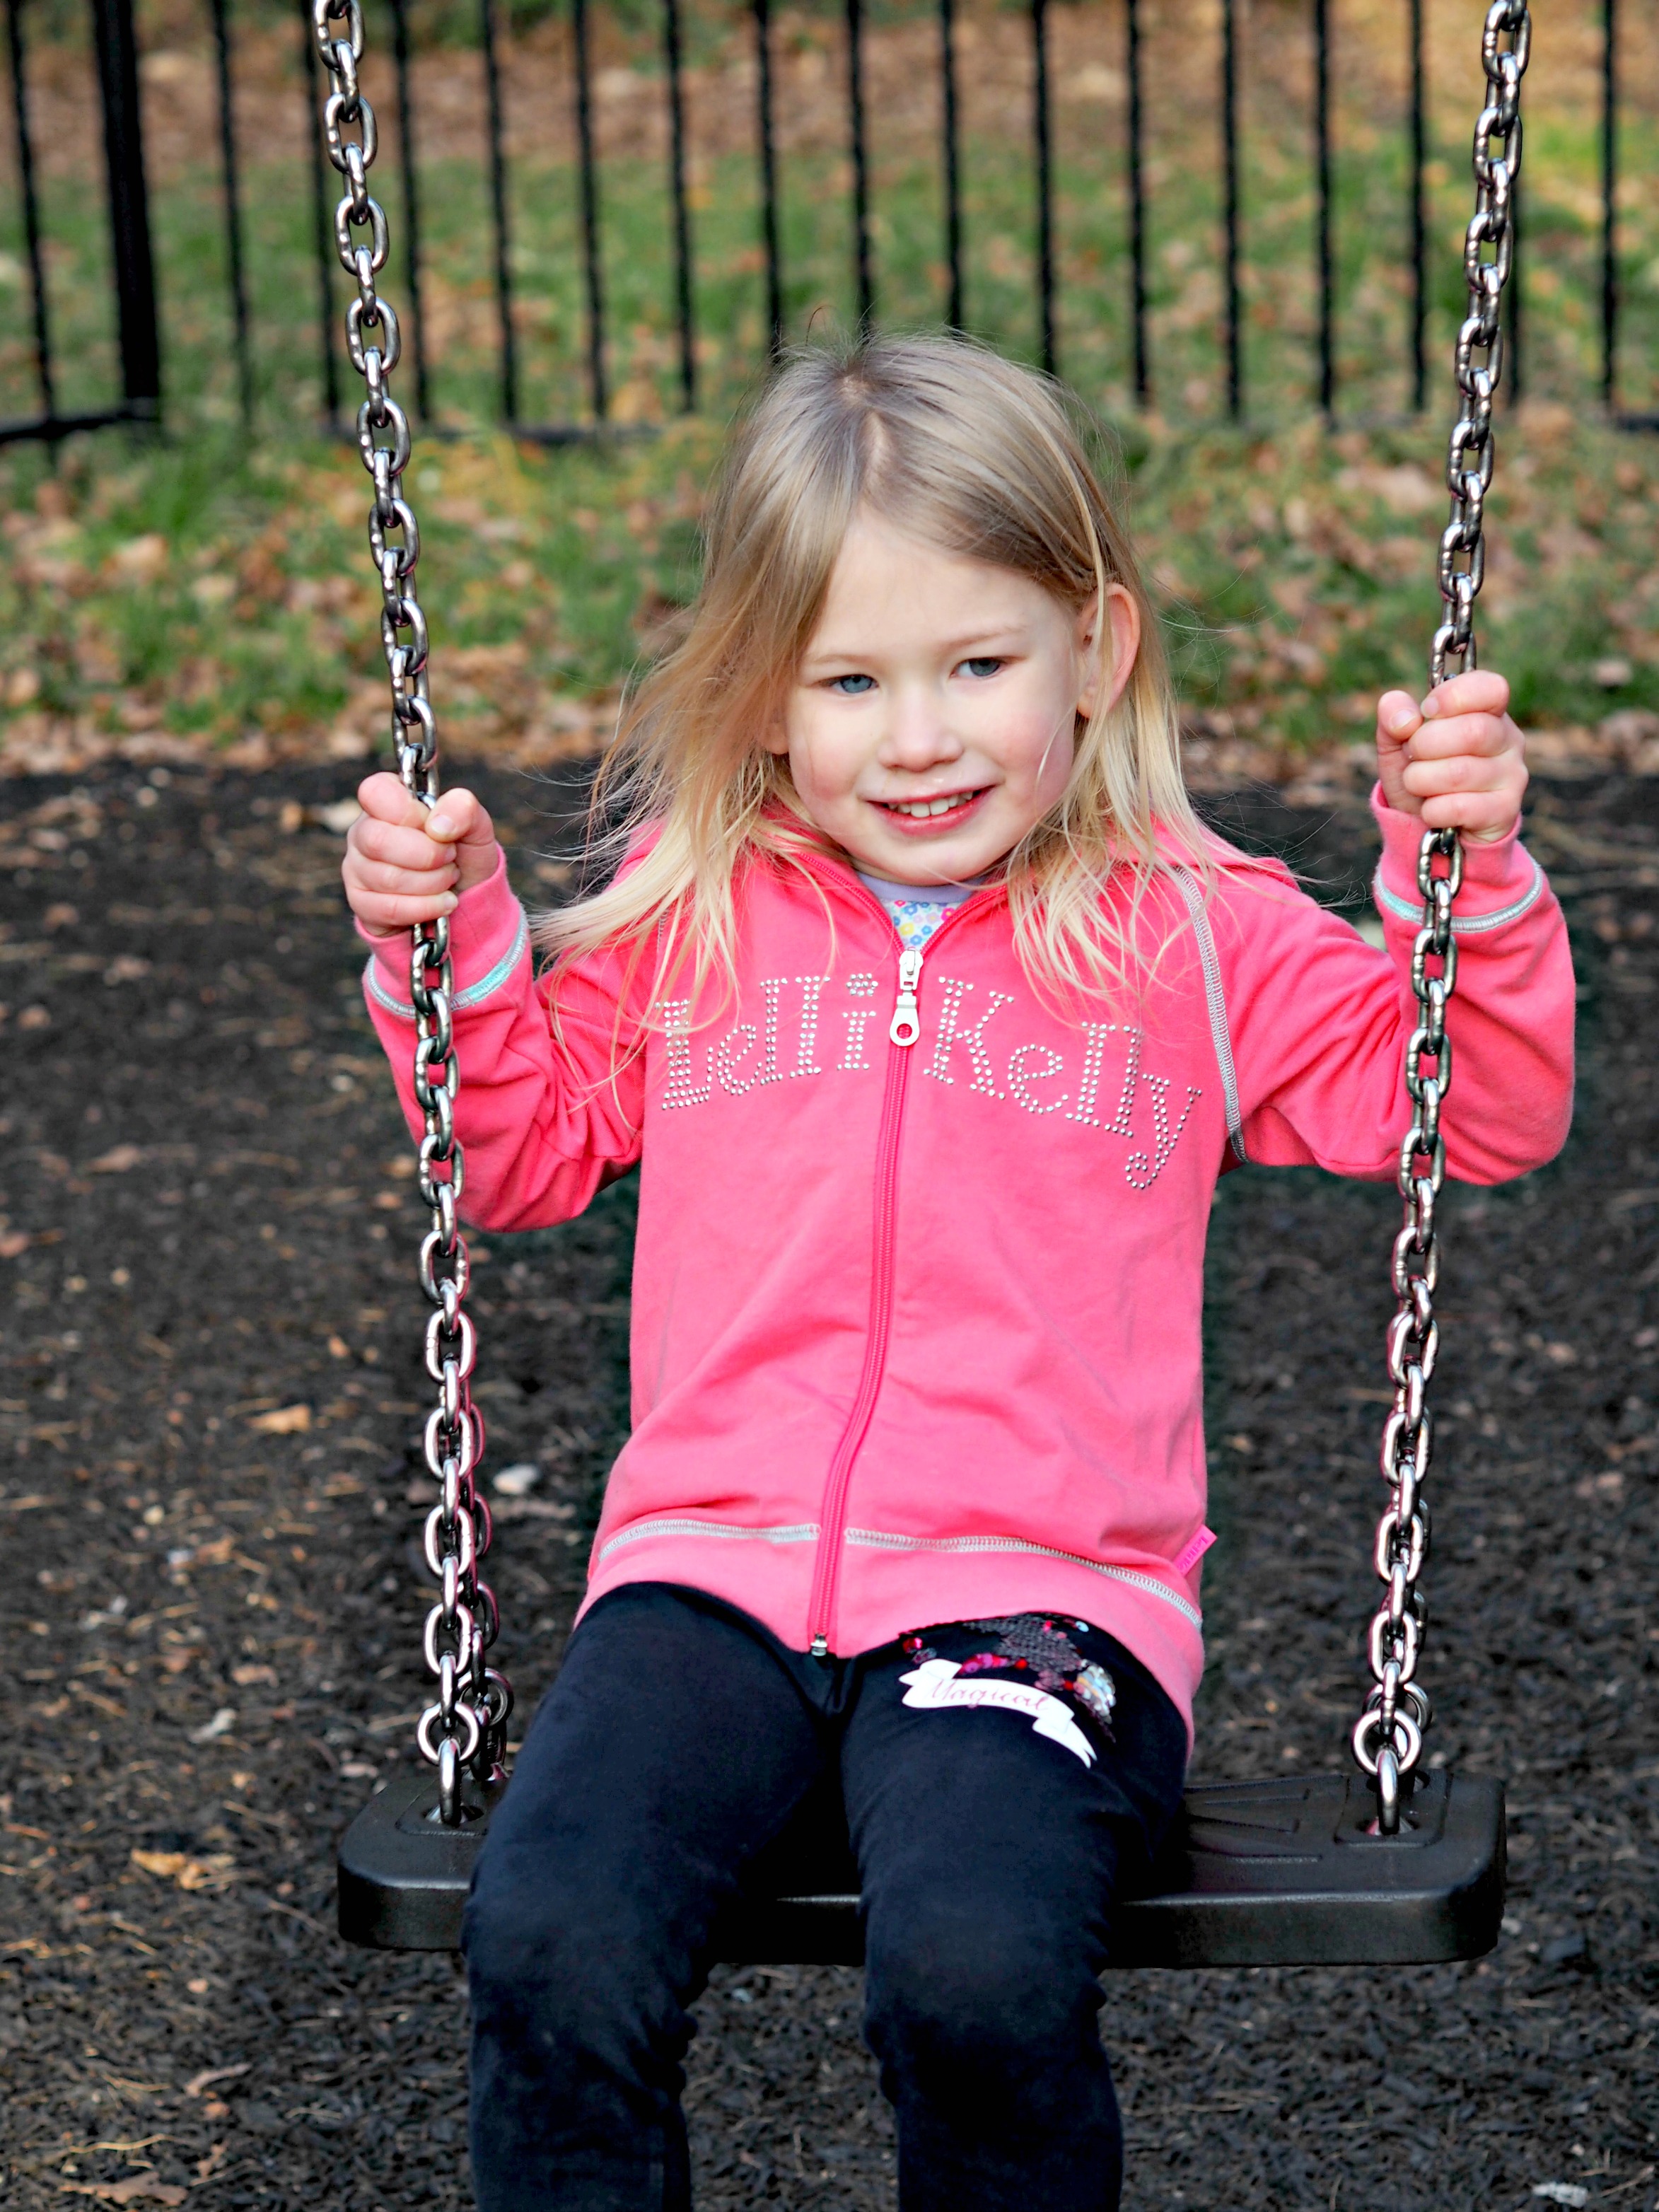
left=2, top=0, right=1654, bottom=446
left=6, top=0, right=161, bottom=437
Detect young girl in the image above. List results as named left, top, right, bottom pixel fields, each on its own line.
left=342, top=335, right=1573, bottom=2212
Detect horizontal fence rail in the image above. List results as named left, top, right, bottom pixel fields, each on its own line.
left=2, top=0, right=1656, bottom=444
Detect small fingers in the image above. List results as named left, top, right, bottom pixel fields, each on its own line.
left=1414, top=788, right=1522, bottom=840
left=424, top=787, right=501, bottom=894
left=1399, top=749, right=1509, bottom=798
left=354, top=772, right=491, bottom=852
left=1419, top=669, right=1509, bottom=723
left=350, top=812, right=459, bottom=875
left=1376, top=690, right=1421, bottom=743
left=425, top=786, right=491, bottom=847
left=356, top=770, right=432, bottom=830
left=1378, top=667, right=1524, bottom=840
left=344, top=780, right=465, bottom=933
left=347, top=852, right=461, bottom=900
left=1399, top=710, right=1512, bottom=759
left=348, top=887, right=460, bottom=931
left=1401, top=710, right=1527, bottom=844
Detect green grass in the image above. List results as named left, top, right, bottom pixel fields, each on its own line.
left=4, top=0, right=1658, bottom=432
left=2, top=2, right=1655, bottom=762
left=3, top=395, right=1655, bottom=764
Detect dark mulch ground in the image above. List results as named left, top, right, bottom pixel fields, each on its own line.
left=1, top=759, right=1655, bottom=2212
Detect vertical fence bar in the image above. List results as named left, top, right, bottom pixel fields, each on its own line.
left=5, top=0, right=57, bottom=424
left=477, top=0, right=518, bottom=423
left=1220, top=0, right=1241, bottom=419
left=89, top=0, right=161, bottom=421
left=845, top=0, right=873, bottom=327
left=1600, top=0, right=1617, bottom=409
left=1125, top=0, right=1147, bottom=403
left=663, top=0, right=696, bottom=410
left=753, top=0, right=784, bottom=356
left=573, top=0, right=607, bottom=419
left=209, top=0, right=254, bottom=426
left=1031, top=0, right=1054, bottom=373
left=301, top=0, right=339, bottom=421
left=939, top=0, right=962, bottom=330
left=1312, top=0, right=1332, bottom=419
left=1407, top=0, right=1425, bottom=411
left=388, top=0, right=430, bottom=420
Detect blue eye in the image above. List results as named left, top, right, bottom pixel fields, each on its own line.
left=830, top=673, right=875, bottom=695
left=960, top=657, right=1003, bottom=680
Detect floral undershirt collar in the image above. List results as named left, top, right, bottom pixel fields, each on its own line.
left=856, top=868, right=985, bottom=953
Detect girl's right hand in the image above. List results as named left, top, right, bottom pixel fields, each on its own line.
left=342, top=773, right=501, bottom=940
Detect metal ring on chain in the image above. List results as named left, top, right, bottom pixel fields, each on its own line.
left=311, top=0, right=508, bottom=1827
left=1352, top=0, right=1528, bottom=1835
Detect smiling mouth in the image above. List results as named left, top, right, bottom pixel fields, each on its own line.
left=875, top=789, right=986, bottom=822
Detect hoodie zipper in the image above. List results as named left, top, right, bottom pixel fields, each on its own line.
left=805, top=897, right=974, bottom=1658
left=888, top=945, right=924, bottom=1047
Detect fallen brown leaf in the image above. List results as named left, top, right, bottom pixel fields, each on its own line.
left=248, top=1404, right=310, bottom=1434
left=59, top=2181, right=185, bottom=2206
left=88, top=1145, right=144, bottom=1173
left=129, top=1850, right=235, bottom=1893
left=180, top=1535, right=234, bottom=1567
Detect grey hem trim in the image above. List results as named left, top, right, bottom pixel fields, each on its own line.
left=364, top=906, right=531, bottom=1020
left=595, top=1517, right=820, bottom=1566
left=1169, top=864, right=1248, bottom=1165
left=1372, top=853, right=1544, bottom=936
left=843, top=1526, right=1204, bottom=1629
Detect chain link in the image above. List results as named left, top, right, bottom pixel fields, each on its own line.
left=312, top=0, right=511, bottom=1827
left=1351, top=0, right=1528, bottom=1834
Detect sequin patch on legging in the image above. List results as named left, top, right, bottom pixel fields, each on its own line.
left=898, top=1614, right=1118, bottom=1748
left=898, top=1658, right=1098, bottom=1766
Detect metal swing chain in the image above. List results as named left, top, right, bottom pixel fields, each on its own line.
left=312, top=0, right=512, bottom=1827
left=1351, top=0, right=1529, bottom=1834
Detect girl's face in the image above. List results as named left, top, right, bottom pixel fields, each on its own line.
left=770, top=510, right=1139, bottom=887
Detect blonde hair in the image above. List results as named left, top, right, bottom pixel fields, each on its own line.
left=539, top=330, right=1211, bottom=1008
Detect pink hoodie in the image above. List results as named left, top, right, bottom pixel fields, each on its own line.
left=363, top=793, right=1573, bottom=1738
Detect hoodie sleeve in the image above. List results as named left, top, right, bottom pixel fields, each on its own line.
left=360, top=850, right=648, bottom=1229
left=1218, top=788, right=1574, bottom=1184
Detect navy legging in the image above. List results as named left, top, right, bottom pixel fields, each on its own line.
left=464, top=1582, right=1187, bottom=2212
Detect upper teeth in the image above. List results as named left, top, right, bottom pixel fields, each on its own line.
left=891, top=795, right=968, bottom=817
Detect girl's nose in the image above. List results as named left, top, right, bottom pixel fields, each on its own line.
left=878, top=689, right=965, bottom=771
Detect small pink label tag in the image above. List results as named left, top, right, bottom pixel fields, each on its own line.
left=1172, top=1526, right=1217, bottom=1577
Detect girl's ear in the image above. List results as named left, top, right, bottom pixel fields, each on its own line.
left=1077, top=583, right=1141, bottom=718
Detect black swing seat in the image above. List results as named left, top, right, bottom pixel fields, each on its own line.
left=338, top=1766, right=1504, bottom=1967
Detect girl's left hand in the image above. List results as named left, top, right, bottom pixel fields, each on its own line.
left=1374, top=670, right=1527, bottom=844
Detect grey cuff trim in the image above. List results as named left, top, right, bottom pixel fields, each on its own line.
left=364, top=906, right=531, bottom=1020
left=1372, top=851, right=1544, bottom=936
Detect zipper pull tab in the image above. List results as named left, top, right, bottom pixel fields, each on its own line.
left=810, top=1633, right=830, bottom=1660
left=889, top=947, right=924, bottom=1047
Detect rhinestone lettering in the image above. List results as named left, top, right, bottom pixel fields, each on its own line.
left=924, top=977, right=1013, bottom=1097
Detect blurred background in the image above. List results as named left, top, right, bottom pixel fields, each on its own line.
left=2, top=0, right=1657, bottom=784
